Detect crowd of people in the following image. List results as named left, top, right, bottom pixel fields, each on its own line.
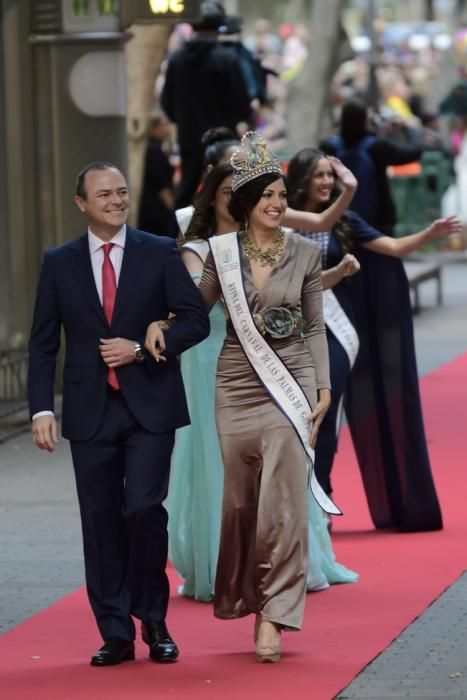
left=143, top=3, right=465, bottom=237
left=27, top=0, right=464, bottom=671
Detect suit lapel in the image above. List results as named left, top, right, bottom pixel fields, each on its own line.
left=111, top=227, right=145, bottom=326
left=69, top=234, right=107, bottom=325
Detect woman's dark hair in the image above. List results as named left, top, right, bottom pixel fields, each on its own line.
left=228, top=173, right=285, bottom=229
left=340, top=98, right=368, bottom=146
left=202, top=127, right=239, bottom=168
left=287, top=148, right=352, bottom=253
left=185, top=163, right=234, bottom=242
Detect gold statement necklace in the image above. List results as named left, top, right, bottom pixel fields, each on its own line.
left=241, top=228, right=285, bottom=267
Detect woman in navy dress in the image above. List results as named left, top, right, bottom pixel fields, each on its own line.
left=287, top=147, right=460, bottom=532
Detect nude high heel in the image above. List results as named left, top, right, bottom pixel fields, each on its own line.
left=256, top=644, right=281, bottom=663
left=255, top=620, right=281, bottom=663
left=254, top=614, right=261, bottom=642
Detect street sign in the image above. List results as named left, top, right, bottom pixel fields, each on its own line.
left=62, top=0, right=119, bottom=33
left=121, top=0, right=202, bottom=25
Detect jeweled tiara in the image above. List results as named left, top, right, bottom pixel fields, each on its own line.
left=230, top=131, right=283, bottom=192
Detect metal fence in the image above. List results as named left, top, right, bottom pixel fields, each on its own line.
left=0, top=347, right=29, bottom=425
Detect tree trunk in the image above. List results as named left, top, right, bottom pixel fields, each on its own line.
left=424, top=0, right=435, bottom=20
left=125, top=23, right=171, bottom=225
left=286, top=0, right=352, bottom=152
left=237, top=0, right=286, bottom=26
left=455, top=0, right=467, bottom=22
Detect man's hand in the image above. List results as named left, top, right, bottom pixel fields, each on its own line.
left=32, top=415, right=58, bottom=452
left=99, top=338, right=137, bottom=367
left=308, top=389, right=331, bottom=449
left=144, top=322, right=167, bottom=363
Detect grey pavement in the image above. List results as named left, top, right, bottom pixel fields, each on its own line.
left=410, top=253, right=467, bottom=375
left=0, top=436, right=83, bottom=634
left=336, top=573, right=467, bottom=700
left=337, top=252, right=467, bottom=699
left=0, top=254, right=466, bottom=699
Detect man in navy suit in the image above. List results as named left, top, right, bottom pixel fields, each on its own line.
left=28, top=162, right=209, bottom=666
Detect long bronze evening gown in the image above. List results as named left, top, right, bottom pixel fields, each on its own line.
left=199, top=231, right=331, bottom=630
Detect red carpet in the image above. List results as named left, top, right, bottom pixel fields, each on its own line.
left=1, top=353, right=467, bottom=700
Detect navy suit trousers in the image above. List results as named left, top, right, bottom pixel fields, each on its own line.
left=70, top=389, right=174, bottom=641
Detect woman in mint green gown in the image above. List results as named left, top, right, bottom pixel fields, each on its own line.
left=168, top=165, right=232, bottom=600
left=167, top=163, right=358, bottom=601
left=168, top=283, right=225, bottom=599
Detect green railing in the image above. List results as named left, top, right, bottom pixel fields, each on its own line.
left=390, top=151, right=455, bottom=236
left=276, top=148, right=454, bottom=238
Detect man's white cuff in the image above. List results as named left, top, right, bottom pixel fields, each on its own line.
left=32, top=411, right=54, bottom=421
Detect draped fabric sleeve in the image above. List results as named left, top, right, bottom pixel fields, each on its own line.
left=344, top=212, right=443, bottom=532
left=301, top=243, right=331, bottom=390
left=199, top=251, right=222, bottom=312
left=345, top=210, right=386, bottom=245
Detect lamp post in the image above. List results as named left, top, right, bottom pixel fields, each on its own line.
left=367, top=0, right=379, bottom=109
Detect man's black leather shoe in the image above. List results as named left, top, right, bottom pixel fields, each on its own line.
left=141, top=621, right=179, bottom=663
left=90, top=637, right=135, bottom=666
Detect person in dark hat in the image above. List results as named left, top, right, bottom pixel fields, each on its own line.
left=138, top=112, right=178, bottom=237
left=218, top=13, right=269, bottom=105
left=161, top=1, right=251, bottom=208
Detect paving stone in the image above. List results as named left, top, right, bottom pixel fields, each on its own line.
left=0, top=437, right=83, bottom=632
left=337, top=573, right=467, bottom=699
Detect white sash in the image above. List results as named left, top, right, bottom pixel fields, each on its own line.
left=209, top=231, right=341, bottom=516
left=175, top=206, right=194, bottom=237
left=323, top=290, right=359, bottom=369
left=323, top=289, right=359, bottom=436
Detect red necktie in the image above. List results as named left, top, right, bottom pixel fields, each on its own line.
left=102, top=243, right=120, bottom=390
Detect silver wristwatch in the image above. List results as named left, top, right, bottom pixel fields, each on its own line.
left=134, top=342, right=145, bottom=363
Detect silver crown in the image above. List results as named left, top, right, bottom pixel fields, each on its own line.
left=230, top=131, right=283, bottom=192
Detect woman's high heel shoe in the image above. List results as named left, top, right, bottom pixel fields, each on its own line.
left=255, top=620, right=281, bottom=663
left=254, top=615, right=261, bottom=643
left=255, top=644, right=281, bottom=663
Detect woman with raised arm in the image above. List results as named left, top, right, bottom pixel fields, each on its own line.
left=287, top=147, right=460, bottom=532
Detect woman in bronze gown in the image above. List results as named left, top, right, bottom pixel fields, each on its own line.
left=195, top=133, right=334, bottom=663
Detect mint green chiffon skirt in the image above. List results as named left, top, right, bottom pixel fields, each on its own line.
left=167, top=302, right=358, bottom=601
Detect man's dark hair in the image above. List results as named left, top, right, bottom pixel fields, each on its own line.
left=228, top=172, right=285, bottom=228
left=75, top=161, right=119, bottom=200
left=340, top=99, right=368, bottom=146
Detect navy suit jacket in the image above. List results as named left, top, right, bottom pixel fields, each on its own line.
left=28, top=227, right=210, bottom=442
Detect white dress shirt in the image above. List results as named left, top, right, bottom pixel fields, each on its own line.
left=88, top=225, right=126, bottom=303
left=32, top=225, right=127, bottom=421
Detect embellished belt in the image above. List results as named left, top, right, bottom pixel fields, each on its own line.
left=253, top=307, right=304, bottom=339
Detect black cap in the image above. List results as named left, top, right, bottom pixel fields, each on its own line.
left=191, top=1, right=226, bottom=31
left=218, top=14, right=243, bottom=36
